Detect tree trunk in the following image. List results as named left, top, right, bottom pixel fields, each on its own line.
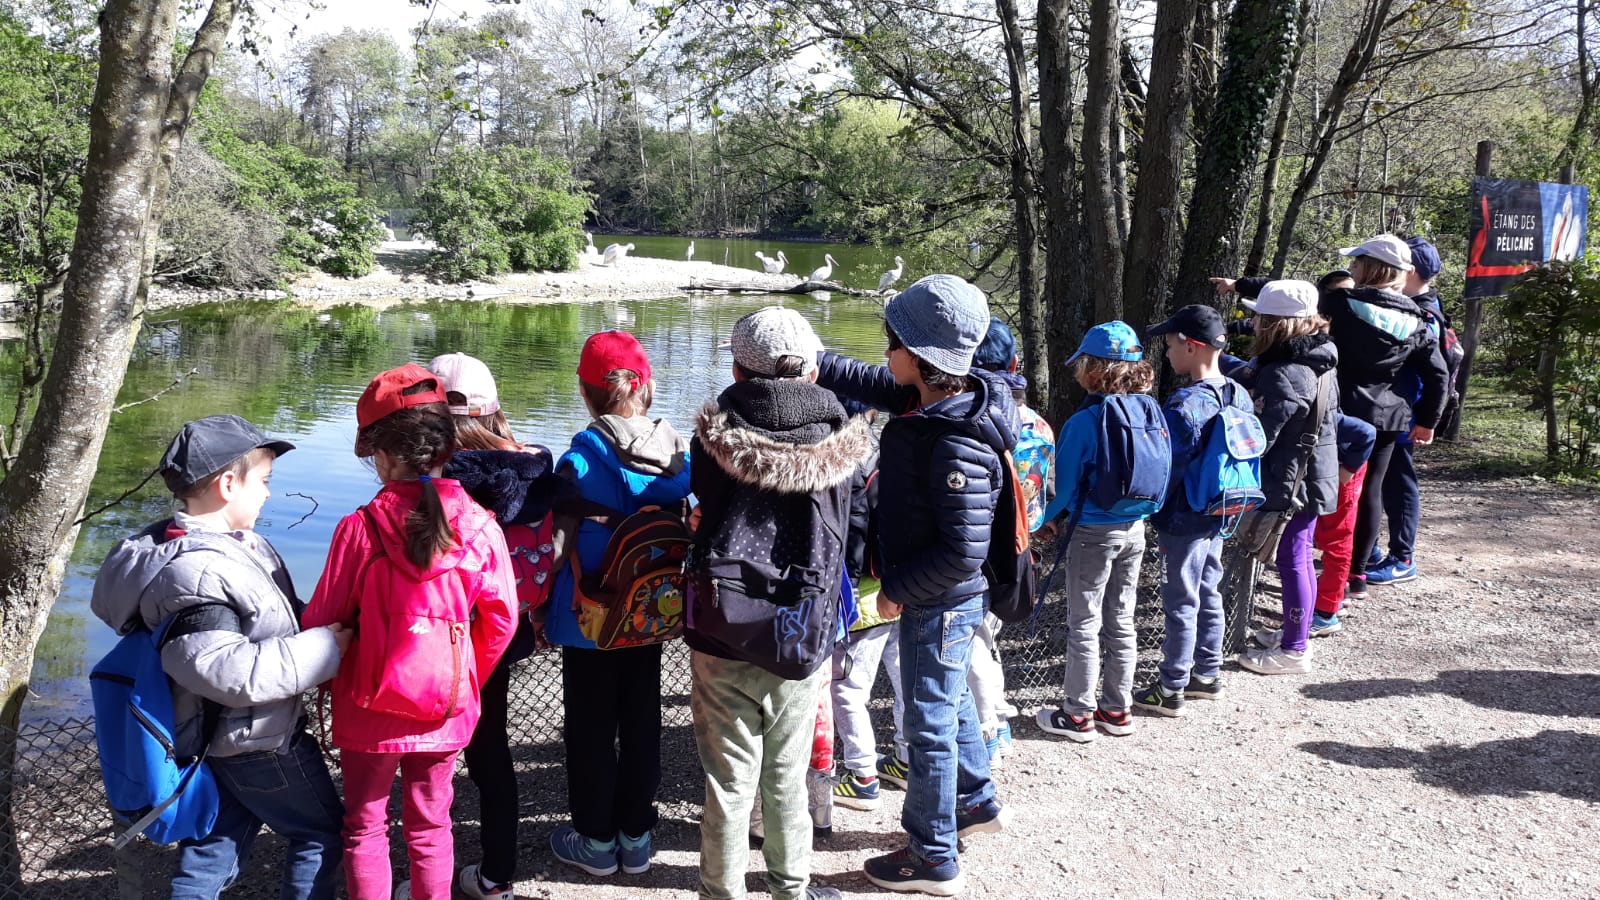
left=1122, top=0, right=1197, bottom=328
left=1083, top=0, right=1124, bottom=322
left=1169, top=0, right=1301, bottom=315
left=1559, top=0, right=1596, bottom=172
left=1244, top=0, right=1312, bottom=277
left=997, top=0, right=1046, bottom=406
left=0, top=0, right=234, bottom=884
left=1189, top=0, right=1223, bottom=145
left=1039, top=0, right=1095, bottom=424
left=1271, top=0, right=1393, bottom=275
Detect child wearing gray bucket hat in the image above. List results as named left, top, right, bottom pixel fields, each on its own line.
left=814, top=273, right=1017, bottom=896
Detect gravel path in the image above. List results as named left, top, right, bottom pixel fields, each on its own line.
left=503, top=473, right=1600, bottom=899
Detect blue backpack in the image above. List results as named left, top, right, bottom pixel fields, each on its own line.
left=91, top=605, right=237, bottom=849
left=1087, top=393, right=1171, bottom=519
left=1183, top=381, right=1267, bottom=531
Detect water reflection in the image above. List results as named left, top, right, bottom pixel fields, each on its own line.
left=7, top=293, right=891, bottom=720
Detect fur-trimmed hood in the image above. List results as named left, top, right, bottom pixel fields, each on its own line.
left=695, top=385, right=873, bottom=495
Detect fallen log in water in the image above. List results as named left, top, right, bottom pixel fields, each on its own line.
left=681, top=278, right=884, bottom=299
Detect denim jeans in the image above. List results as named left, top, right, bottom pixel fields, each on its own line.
left=170, top=729, right=343, bottom=900
left=1156, top=530, right=1226, bottom=692
left=899, top=594, right=995, bottom=867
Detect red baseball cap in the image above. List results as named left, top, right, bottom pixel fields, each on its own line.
left=356, top=363, right=449, bottom=428
left=577, top=331, right=653, bottom=388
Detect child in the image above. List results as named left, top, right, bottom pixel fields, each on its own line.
left=92, top=415, right=348, bottom=900
left=968, top=317, right=1052, bottom=758
left=1131, top=306, right=1250, bottom=717
left=687, top=306, right=868, bottom=900
left=431, top=352, right=570, bottom=899
left=1035, top=321, right=1161, bottom=741
left=545, top=331, right=691, bottom=877
left=816, top=274, right=1015, bottom=897
left=1230, top=282, right=1341, bottom=675
left=302, top=364, right=517, bottom=900
left=1305, top=413, right=1377, bottom=637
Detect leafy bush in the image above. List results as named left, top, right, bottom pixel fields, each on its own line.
left=1500, top=260, right=1600, bottom=478
left=413, top=146, right=589, bottom=282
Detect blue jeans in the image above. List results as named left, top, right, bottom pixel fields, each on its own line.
left=170, top=729, right=344, bottom=900
left=898, top=594, right=995, bottom=867
left=1382, top=438, right=1419, bottom=561
left=1156, top=530, right=1226, bottom=692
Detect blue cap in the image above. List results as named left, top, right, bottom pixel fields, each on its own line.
left=1066, top=321, right=1144, bottom=365
left=1405, top=237, right=1442, bottom=282
left=160, top=414, right=294, bottom=493
left=974, top=317, right=1018, bottom=371
left=885, top=274, right=990, bottom=376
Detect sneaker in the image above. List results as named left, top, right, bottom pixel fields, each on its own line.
left=807, top=768, right=834, bottom=837
left=806, top=888, right=843, bottom=900
left=1036, top=707, right=1096, bottom=742
left=955, top=798, right=1011, bottom=837
left=1309, top=611, right=1343, bottom=637
left=1094, top=708, right=1135, bottom=736
left=550, top=825, right=618, bottom=876
left=1253, top=627, right=1282, bottom=649
left=1346, top=575, right=1369, bottom=602
left=996, top=721, right=1015, bottom=757
left=617, top=830, right=652, bottom=875
left=833, top=772, right=882, bottom=811
left=984, top=730, right=1004, bottom=768
left=1184, top=675, right=1225, bottom=700
left=1366, top=544, right=1386, bottom=568
left=863, top=848, right=965, bottom=896
left=1239, top=645, right=1314, bottom=675
left=458, top=865, right=514, bottom=899
left=1366, top=557, right=1417, bottom=584
left=1131, top=682, right=1185, bottom=717
left=878, top=751, right=911, bottom=790
left=394, top=882, right=411, bottom=900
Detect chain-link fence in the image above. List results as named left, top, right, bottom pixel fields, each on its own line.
left=0, top=543, right=1267, bottom=899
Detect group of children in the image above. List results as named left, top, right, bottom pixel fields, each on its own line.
left=92, top=233, right=1451, bottom=899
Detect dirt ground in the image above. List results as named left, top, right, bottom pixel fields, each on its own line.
left=501, top=469, right=1600, bottom=899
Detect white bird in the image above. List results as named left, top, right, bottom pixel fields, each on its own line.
left=686, top=241, right=696, bottom=262
left=757, top=251, right=788, bottom=274
left=878, top=256, right=905, bottom=293
left=602, top=242, right=634, bottom=266
left=582, top=232, right=600, bottom=259
left=808, top=253, right=838, bottom=283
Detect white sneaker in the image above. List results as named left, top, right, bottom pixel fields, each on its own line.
left=1239, top=645, right=1313, bottom=675
left=1252, top=627, right=1282, bottom=649
left=458, top=865, right=515, bottom=899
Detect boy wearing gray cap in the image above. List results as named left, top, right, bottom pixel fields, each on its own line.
left=816, top=275, right=1019, bottom=896
left=687, top=306, right=872, bottom=900
left=91, top=415, right=350, bottom=899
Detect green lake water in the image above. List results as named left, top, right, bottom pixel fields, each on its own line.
left=7, top=290, right=894, bottom=723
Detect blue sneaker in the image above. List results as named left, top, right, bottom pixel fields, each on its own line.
left=996, top=721, right=1015, bottom=757
left=1366, top=544, right=1386, bottom=569
left=864, top=847, right=964, bottom=896
left=618, top=829, right=652, bottom=875
left=1366, top=557, right=1417, bottom=584
left=550, top=825, right=618, bottom=876
left=955, top=798, right=1011, bottom=837
left=877, top=751, right=911, bottom=790
left=984, top=731, right=1003, bottom=767
left=833, top=772, right=882, bottom=811
left=1309, top=611, right=1343, bottom=637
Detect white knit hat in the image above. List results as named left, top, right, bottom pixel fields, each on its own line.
left=729, top=306, right=823, bottom=378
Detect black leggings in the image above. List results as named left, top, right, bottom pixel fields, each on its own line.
left=1351, top=429, right=1401, bottom=581
left=463, top=651, right=518, bottom=885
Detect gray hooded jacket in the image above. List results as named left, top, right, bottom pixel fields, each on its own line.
left=91, top=518, right=343, bottom=757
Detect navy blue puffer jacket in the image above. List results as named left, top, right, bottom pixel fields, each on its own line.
left=816, top=352, right=1020, bottom=608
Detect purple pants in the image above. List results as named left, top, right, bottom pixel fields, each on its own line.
left=1275, top=509, right=1319, bottom=653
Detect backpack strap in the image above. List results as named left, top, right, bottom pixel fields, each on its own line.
left=154, top=604, right=242, bottom=765
left=1284, top=371, right=1335, bottom=511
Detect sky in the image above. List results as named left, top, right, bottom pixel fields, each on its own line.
left=241, top=0, right=510, bottom=50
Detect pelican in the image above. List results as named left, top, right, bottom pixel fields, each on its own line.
left=877, top=256, right=904, bottom=293
left=582, top=232, right=600, bottom=259
left=602, top=242, right=634, bottom=265
left=686, top=241, right=696, bottom=262
left=808, top=253, right=838, bottom=282
left=757, top=251, right=788, bottom=274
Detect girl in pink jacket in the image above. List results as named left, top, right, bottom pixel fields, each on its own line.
left=304, top=364, right=517, bottom=900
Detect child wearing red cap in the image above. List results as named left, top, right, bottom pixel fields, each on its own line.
left=546, top=331, right=692, bottom=878
left=302, top=364, right=517, bottom=900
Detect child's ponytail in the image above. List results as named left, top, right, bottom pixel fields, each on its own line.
left=407, top=474, right=456, bottom=567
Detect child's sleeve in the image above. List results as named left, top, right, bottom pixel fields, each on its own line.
left=471, top=521, right=519, bottom=684
left=880, top=434, right=995, bottom=605
left=301, top=513, right=366, bottom=630
left=1040, top=411, right=1093, bottom=524
left=816, top=352, right=918, bottom=413
left=1406, top=333, right=1450, bottom=429
left=1336, top=413, right=1377, bottom=471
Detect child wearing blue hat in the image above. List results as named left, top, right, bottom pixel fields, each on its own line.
left=1036, top=322, right=1168, bottom=742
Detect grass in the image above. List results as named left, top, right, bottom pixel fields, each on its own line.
left=1430, top=373, right=1590, bottom=481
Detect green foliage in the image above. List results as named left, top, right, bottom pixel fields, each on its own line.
left=1500, top=260, right=1600, bottom=478
left=414, top=145, right=589, bottom=281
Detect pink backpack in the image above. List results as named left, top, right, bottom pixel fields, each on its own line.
left=347, top=506, right=477, bottom=721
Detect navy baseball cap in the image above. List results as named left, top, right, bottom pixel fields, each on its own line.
left=160, top=415, right=294, bottom=493
left=974, top=317, right=1018, bottom=371
left=1147, top=305, right=1227, bottom=350
left=1066, top=321, right=1144, bottom=365
left=1405, top=237, right=1442, bottom=282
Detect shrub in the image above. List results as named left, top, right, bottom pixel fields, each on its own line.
left=413, top=146, right=589, bottom=282
left=1500, top=260, right=1600, bottom=478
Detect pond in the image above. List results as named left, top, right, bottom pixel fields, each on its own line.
left=7, top=291, right=894, bottom=723
left=594, top=234, right=903, bottom=291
